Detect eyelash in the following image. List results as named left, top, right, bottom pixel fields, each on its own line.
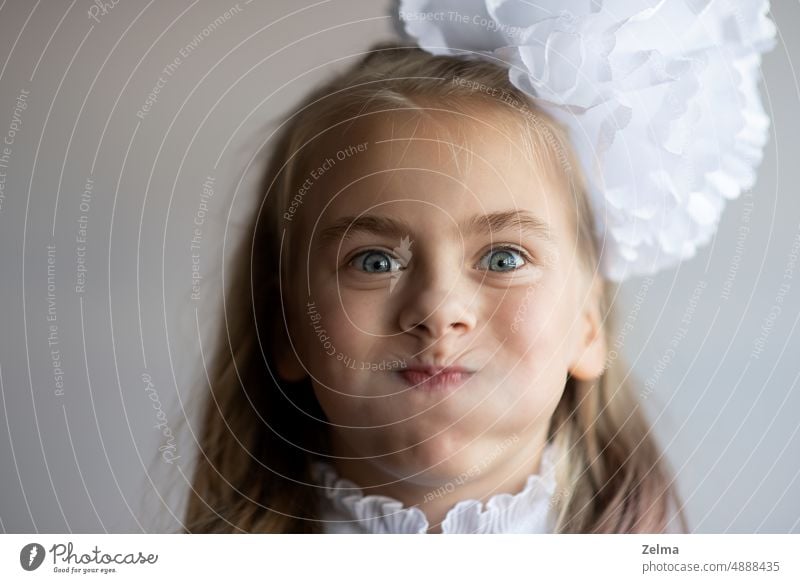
left=346, top=245, right=535, bottom=273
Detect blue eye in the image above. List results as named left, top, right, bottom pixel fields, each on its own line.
left=350, top=250, right=402, bottom=273
left=479, top=247, right=527, bottom=272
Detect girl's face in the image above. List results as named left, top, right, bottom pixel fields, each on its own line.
left=279, top=107, right=606, bottom=485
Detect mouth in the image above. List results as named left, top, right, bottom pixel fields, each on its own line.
left=395, top=365, right=475, bottom=392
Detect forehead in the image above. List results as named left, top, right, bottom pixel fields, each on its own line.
left=295, top=106, right=575, bottom=243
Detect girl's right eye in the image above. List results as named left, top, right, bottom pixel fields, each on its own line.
left=349, top=250, right=403, bottom=273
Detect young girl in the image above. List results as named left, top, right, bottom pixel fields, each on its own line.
left=183, top=1, right=773, bottom=533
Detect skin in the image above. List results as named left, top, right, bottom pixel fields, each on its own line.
left=276, top=105, right=607, bottom=533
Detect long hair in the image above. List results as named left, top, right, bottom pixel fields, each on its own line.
left=183, top=43, right=689, bottom=533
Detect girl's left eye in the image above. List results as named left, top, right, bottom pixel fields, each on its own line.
left=349, top=250, right=403, bottom=273
left=477, top=247, right=529, bottom=272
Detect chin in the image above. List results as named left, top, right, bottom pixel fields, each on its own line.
left=386, top=432, right=496, bottom=487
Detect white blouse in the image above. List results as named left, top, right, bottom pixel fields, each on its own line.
left=309, top=441, right=559, bottom=534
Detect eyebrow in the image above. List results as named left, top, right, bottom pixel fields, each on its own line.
left=316, top=210, right=556, bottom=247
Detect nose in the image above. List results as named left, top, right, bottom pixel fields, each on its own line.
left=397, top=265, right=478, bottom=342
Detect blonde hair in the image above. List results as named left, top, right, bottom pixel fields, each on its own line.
left=183, top=43, right=688, bottom=533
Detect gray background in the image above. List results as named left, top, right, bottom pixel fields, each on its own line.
left=0, top=0, right=798, bottom=533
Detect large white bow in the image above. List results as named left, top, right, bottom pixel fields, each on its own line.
left=397, top=0, right=776, bottom=281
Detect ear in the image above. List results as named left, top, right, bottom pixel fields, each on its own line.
left=568, top=274, right=607, bottom=381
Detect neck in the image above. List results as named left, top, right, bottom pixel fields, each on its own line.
left=328, top=431, right=549, bottom=533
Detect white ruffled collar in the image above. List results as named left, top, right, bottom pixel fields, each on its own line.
left=310, top=441, right=559, bottom=534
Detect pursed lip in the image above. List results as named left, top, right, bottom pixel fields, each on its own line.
left=395, top=364, right=475, bottom=391
left=400, top=364, right=474, bottom=375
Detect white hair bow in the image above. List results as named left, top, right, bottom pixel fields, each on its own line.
left=396, top=0, right=776, bottom=281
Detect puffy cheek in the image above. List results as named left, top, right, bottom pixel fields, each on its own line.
left=493, top=293, right=570, bottom=425
left=297, top=294, right=369, bottom=378
left=504, top=369, right=565, bottom=435
left=311, top=380, right=373, bottom=429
